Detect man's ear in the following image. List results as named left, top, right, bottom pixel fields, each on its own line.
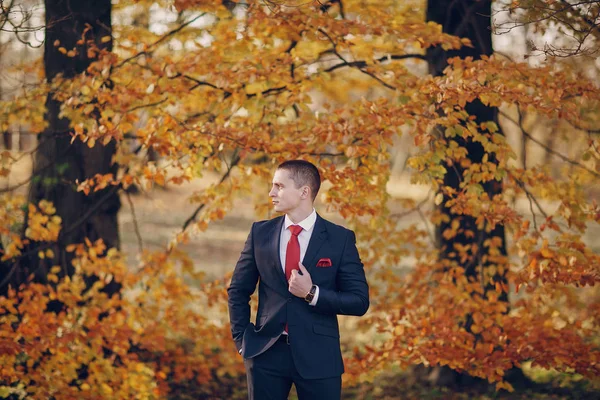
left=301, top=186, right=310, bottom=199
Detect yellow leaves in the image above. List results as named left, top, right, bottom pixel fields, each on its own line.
left=434, top=192, right=444, bottom=206
left=65, top=244, right=77, bottom=253
left=540, top=246, right=553, bottom=258
left=495, top=380, right=514, bottom=392
left=37, top=200, right=56, bottom=215
left=1, top=0, right=599, bottom=395
left=245, top=81, right=269, bottom=95
left=0, top=236, right=24, bottom=261
left=100, top=383, right=113, bottom=395
left=442, top=218, right=461, bottom=240
left=25, top=201, right=61, bottom=242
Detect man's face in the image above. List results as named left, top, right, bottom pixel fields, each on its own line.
left=269, top=169, right=304, bottom=213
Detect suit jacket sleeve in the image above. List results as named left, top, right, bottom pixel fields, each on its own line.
left=313, top=230, right=369, bottom=316
left=227, top=223, right=259, bottom=352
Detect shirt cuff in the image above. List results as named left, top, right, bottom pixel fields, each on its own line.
left=309, top=285, right=319, bottom=306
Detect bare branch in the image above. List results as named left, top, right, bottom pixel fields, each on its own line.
left=0, top=0, right=16, bottom=33
left=509, top=171, right=549, bottom=236
left=115, top=12, right=207, bottom=69
left=499, top=109, right=600, bottom=178
left=324, top=54, right=427, bottom=73
left=494, top=0, right=600, bottom=57
left=390, top=193, right=431, bottom=219
left=418, top=206, right=436, bottom=247
left=124, top=98, right=169, bottom=114
left=180, top=152, right=241, bottom=233
left=125, top=191, right=143, bottom=253
left=317, top=28, right=398, bottom=90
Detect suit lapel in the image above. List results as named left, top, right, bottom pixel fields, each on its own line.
left=302, top=214, right=328, bottom=270
left=268, top=216, right=288, bottom=286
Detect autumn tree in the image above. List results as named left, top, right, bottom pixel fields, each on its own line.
left=0, top=0, right=599, bottom=398
left=2, top=0, right=120, bottom=294
left=421, top=0, right=520, bottom=388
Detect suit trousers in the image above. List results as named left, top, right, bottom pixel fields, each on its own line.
left=243, top=336, right=342, bottom=400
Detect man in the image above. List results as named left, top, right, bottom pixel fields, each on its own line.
left=227, top=160, right=370, bottom=400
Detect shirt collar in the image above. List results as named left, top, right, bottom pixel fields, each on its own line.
left=284, top=208, right=317, bottom=232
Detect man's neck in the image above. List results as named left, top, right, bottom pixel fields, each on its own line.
left=286, top=207, right=314, bottom=225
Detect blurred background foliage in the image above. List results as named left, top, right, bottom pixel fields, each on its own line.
left=0, top=0, right=599, bottom=398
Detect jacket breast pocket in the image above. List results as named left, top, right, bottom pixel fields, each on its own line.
left=313, top=323, right=339, bottom=338
left=310, top=264, right=337, bottom=286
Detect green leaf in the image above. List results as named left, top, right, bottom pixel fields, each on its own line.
left=444, top=127, right=457, bottom=138
left=56, top=162, right=70, bottom=175
left=397, top=95, right=410, bottom=105
left=482, top=121, right=498, bottom=133
left=467, top=183, right=484, bottom=195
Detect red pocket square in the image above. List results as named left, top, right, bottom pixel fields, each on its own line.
left=316, top=258, right=332, bottom=267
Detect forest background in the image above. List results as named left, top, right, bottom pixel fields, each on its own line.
left=0, top=0, right=599, bottom=399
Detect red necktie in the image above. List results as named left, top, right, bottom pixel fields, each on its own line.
left=285, top=225, right=302, bottom=333
left=285, top=225, right=303, bottom=280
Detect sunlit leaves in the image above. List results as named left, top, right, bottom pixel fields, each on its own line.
left=24, top=201, right=61, bottom=243
left=0, top=0, right=599, bottom=396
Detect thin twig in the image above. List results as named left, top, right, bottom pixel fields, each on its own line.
left=0, top=0, right=16, bottom=33
left=324, top=54, right=427, bottom=73
left=125, top=191, right=143, bottom=253
left=417, top=207, right=436, bottom=247
left=510, top=172, right=548, bottom=235
left=180, top=152, right=241, bottom=233
left=318, top=28, right=397, bottom=90
left=124, top=98, right=169, bottom=114
left=523, top=183, right=540, bottom=233
left=499, top=109, right=600, bottom=178
left=115, top=13, right=206, bottom=69
left=390, top=193, right=431, bottom=219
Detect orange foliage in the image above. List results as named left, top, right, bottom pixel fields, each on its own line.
left=1, top=0, right=599, bottom=397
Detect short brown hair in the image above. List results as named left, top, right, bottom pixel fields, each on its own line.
left=277, top=160, right=321, bottom=201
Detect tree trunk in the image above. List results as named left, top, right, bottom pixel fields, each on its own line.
left=13, top=0, right=119, bottom=291
left=424, top=0, right=529, bottom=389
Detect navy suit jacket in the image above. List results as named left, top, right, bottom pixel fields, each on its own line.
left=227, top=214, right=369, bottom=379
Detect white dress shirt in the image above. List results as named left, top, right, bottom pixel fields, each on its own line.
left=279, top=208, right=320, bottom=306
